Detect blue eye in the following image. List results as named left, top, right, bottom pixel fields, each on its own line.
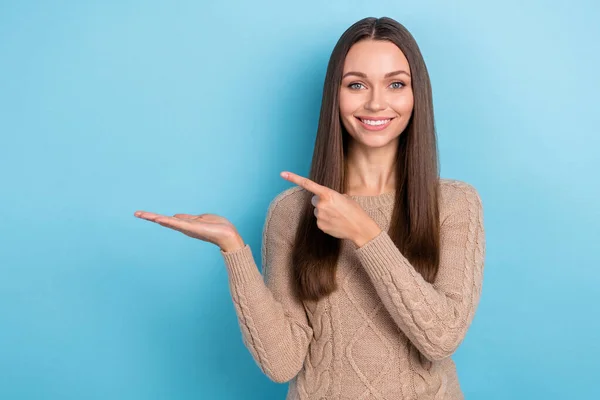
left=347, top=81, right=405, bottom=90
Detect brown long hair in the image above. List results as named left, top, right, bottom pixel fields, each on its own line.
left=291, top=17, right=440, bottom=302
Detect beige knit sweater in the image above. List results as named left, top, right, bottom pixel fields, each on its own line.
left=220, top=178, right=485, bottom=399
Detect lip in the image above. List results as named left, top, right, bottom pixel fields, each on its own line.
left=355, top=116, right=395, bottom=120
left=355, top=116, right=395, bottom=131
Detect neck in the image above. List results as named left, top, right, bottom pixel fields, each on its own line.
left=344, top=141, right=398, bottom=196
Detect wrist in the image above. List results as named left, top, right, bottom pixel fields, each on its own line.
left=352, top=221, right=382, bottom=249
left=220, top=235, right=245, bottom=253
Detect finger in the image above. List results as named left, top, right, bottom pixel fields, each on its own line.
left=194, top=214, right=223, bottom=222
left=281, top=171, right=329, bottom=197
left=311, top=195, right=319, bottom=207
left=173, top=213, right=198, bottom=220
left=153, top=216, right=192, bottom=231
left=134, top=211, right=167, bottom=221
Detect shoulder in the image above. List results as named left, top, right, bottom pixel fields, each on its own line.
left=264, top=186, right=308, bottom=234
left=267, top=186, right=308, bottom=215
left=439, top=178, right=481, bottom=200
left=438, top=178, right=483, bottom=224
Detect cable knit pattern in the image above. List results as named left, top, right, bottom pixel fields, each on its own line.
left=220, top=178, right=486, bottom=399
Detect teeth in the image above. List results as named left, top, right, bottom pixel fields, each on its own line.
left=361, top=119, right=390, bottom=126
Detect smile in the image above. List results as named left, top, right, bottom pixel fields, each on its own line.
left=355, top=116, right=394, bottom=131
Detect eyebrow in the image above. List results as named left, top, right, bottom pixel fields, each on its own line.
left=342, top=70, right=411, bottom=79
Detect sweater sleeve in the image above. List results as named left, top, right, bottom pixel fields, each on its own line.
left=219, top=194, right=313, bottom=383
left=353, top=183, right=485, bottom=361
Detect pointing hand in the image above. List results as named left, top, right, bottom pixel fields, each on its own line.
left=280, top=171, right=382, bottom=247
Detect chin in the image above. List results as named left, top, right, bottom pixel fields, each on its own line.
left=348, top=126, right=400, bottom=145
left=353, top=134, right=397, bottom=148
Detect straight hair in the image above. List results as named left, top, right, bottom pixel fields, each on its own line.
left=291, top=17, right=441, bottom=302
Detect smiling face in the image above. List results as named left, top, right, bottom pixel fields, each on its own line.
left=339, top=39, right=414, bottom=149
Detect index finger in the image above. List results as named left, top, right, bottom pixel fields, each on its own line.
left=281, top=171, right=330, bottom=197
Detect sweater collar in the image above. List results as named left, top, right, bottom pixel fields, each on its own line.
left=347, top=191, right=395, bottom=210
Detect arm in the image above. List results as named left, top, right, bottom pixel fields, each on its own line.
left=220, top=195, right=313, bottom=383
left=353, top=183, right=485, bottom=361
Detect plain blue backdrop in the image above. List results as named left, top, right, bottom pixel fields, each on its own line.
left=1, top=0, right=598, bottom=399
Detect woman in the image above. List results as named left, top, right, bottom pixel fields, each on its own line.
left=135, top=16, right=485, bottom=400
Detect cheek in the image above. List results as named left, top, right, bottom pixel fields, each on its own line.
left=339, top=102, right=358, bottom=136
left=390, top=92, right=414, bottom=114
left=339, top=93, right=361, bottom=116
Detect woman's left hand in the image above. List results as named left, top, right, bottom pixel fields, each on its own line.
left=281, top=171, right=382, bottom=248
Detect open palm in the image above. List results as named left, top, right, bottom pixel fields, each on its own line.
left=134, top=211, right=239, bottom=247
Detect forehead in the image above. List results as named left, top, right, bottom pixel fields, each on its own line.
left=342, top=39, right=409, bottom=75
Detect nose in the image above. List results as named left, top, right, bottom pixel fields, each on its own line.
left=364, top=86, right=386, bottom=112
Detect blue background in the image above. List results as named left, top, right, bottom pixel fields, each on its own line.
left=1, top=1, right=598, bottom=399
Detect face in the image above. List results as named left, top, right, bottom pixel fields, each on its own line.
left=339, top=39, right=414, bottom=149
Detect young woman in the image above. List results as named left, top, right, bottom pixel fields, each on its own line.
left=135, top=16, right=485, bottom=400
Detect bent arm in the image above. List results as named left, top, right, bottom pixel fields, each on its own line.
left=354, top=183, right=486, bottom=361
